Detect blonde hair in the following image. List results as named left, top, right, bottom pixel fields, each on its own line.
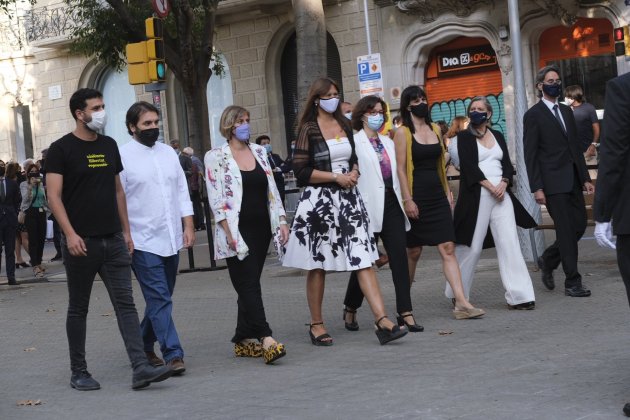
left=219, top=105, right=249, bottom=140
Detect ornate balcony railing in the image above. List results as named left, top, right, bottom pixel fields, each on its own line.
left=0, top=3, right=78, bottom=52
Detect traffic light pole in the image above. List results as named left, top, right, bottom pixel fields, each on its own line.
left=145, top=82, right=167, bottom=143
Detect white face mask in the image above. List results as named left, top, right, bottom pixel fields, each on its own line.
left=85, top=110, right=107, bottom=132
left=318, top=97, right=339, bottom=114
left=344, top=112, right=352, bottom=120
left=564, top=97, right=574, bottom=107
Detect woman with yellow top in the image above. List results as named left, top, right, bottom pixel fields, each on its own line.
left=393, top=86, right=485, bottom=320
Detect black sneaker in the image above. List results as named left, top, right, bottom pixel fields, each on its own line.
left=51, top=254, right=62, bottom=262
left=132, top=364, right=173, bottom=390
left=70, top=370, right=101, bottom=391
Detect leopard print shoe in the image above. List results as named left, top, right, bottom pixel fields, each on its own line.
left=234, top=341, right=263, bottom=358
left=262, top=342, right=286, bottom=365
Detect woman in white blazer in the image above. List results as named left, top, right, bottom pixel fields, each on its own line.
left=205, top=105, right=289, bottom=365
left=343, top=96, right=423, bottom=332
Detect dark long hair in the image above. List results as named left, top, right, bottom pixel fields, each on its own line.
left=351, top=95, right=388, bottom=132
left=400, top=85, right=431, bottom=134
left=298, top=77, right=350, bottom=132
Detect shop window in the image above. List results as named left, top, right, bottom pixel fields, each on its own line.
left=280, top=32, right=344, bottom=149
left=207, top=53, right=233, bottom=148
left=100, top=68, right=137, bottom=146
left=546, top=54, right=616, bottom=109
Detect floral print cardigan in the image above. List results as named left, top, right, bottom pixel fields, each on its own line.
left=204, top=142, right=286, bottom=261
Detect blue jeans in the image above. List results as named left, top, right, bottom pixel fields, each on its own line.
left=132, top=250, right=183, bottom=362
left=63, top=232, right=146, bottom=373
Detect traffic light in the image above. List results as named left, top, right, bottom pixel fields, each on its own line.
left=613, top=26, right=630, bottom=57
left=145, top=17, right=166, bottom=82
left=125, top=17, right=166, bottom=85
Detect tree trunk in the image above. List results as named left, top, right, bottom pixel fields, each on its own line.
left=181, top=83, right=211, bottom=154
left=292, top=0, right=327, bottom=105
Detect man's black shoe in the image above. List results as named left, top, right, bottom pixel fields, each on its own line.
left=7, top=278, right=17, bottom=286
left=70, top=370, right=101, bottom=391
left=564, top=286, right=591, bottom=297
left=508, top=301, right=536, bottom=310
left=50, top=254, right=62, bottom=262
left=132, top=364, right=173, bottom=390
left=537, top=257, right=555, bottom=290
left=623, top=403, right=630, bottom=417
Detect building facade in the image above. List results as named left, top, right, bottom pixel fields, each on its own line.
left=1, top=0, right=629, bottom=163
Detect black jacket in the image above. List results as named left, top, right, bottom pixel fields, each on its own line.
left=594, top=72, right=630, bottom=235
left=453, top=129, right=536, bottom=248
left=523, top=100, right=590, bottom=195
left=0, top=178, right=21, bottom=227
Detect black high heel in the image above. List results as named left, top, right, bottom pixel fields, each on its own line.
left=396, top=313, right=424, bottom=332
left=342, top=307, right=359, bottom=331
left=308, top=322, right=333, bottom=346
left=374, top=316, right=407, bottom=345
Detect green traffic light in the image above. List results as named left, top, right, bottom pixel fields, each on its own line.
left=157, top=63, right=166, bottom=79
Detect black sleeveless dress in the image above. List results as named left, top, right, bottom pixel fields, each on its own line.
left=406, top=141, right=455, bottom=247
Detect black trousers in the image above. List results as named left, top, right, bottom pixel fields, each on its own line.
left=63, top=233, right=146, bottom=373
left=190, top=190, right=205, bottom=229
left=0, top=218, right=16, bottom=281
left=226, top=222, right=273, bottom=343
left=25, top=207, right=47, bottom=266
left=617, top=235, right=630, bottom=307
left=344, top=189, right=412, bottom=314
left=542, top=177, right=587, bottom=288
left=50, top=214, right=61, bottom=255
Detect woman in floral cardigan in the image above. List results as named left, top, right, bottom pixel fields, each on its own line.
left=205, top=105, right=289, bottom=365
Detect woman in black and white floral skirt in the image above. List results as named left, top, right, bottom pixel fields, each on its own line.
left=283, top=77, right=407, bottom=346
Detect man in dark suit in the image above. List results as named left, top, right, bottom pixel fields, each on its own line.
left=593, top=72, right=630, bottom=416
left=524, top=65, right=594, bottom=297
left=0, top=159, right=21, bottom=285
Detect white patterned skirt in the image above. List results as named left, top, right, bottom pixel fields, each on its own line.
left=282, top=185, right=378, bottom=271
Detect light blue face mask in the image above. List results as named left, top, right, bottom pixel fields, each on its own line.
left=264, top=144, right=272, bottom=153
left=234, top=123, right=250, bottom=142
left=366, top=114, right=384, bottom=131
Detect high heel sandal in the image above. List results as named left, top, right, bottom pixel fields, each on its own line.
left=343, top=307, right=359, bottom=331
left=234, top=341, right=263, bottom=358
left=396, top=313, right=424, bottom=332
left=374, top=316, right=408, bottom=345
left=261, top=338, right=286, bottom=365
left=308, top=322, right=333, bottom=346
left=33, top=267, right=45, bottom=279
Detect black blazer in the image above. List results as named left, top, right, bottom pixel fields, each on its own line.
left=454, top=129, right=536, bottom=248
left=0, top=178, right=21, bottom=227
left=523, top=100, right=590, bottom=195
left=594, top=73, right=630, bottom=235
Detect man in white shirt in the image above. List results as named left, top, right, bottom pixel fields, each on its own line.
left=120, top=102, right=195, bottom=375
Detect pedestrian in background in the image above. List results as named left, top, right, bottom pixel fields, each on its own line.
left=342, top=95, right=422, bottom=333
left=449, top=97, right=536, bottom=310
left=283, top=77, right=408, bottom=345
left=0, top=159, right=20, bottom=286
left=46, top=88, right=173, bottom=391
left=394, top=85, right=484, bottom=320
left=182, top=146, right=206, bottom=231
left=206, top=105, right=288, bottom=365
left=19, top=163, right=50, bottom=279
left=255, top=135, right=286, bottom=204
left=5, top=162, right=30, bottom=269
left=121, top=101, right=195, bottom=375
left=523, top=66, right=594, bottom=298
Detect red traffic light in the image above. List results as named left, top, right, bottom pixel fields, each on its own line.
left=614, top=27, right=625, bottom=42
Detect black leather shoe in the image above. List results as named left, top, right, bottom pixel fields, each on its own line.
left=70, top=370, right=101, bottom=391
left=508, top=301, right=536, bottom=310
left=50, top=254, right=62, bottom=262
left=538, top=257, right=555, bottom=290
left=7, top=278, right=17, bottom=286
left=396, top=313, right=424, bottom=332
left=565, top=286, right=591, bottom=297
left=132, top=364, right=173, bottom=390
left=623, top=402, right=630, bottom=417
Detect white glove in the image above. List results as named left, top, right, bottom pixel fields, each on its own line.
left=594, top=221, right=616, bottom=249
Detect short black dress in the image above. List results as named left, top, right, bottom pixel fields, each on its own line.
left=406, top=141, right=455, bottom=247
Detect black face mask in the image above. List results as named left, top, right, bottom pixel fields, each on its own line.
left=137, top=128, right=160, bottom=147
left=410, top=103, right=429, bottom=119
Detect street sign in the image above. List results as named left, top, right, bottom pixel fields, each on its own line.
left=357, top=53, right=384, bottom=98
left=151, top=0, right=170, bottom=18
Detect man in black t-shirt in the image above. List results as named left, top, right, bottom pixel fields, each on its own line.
left=46, top=88, right=173, bottom=391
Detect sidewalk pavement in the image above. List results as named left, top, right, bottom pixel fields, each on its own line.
left=1, top=228, right=630, bottom=419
